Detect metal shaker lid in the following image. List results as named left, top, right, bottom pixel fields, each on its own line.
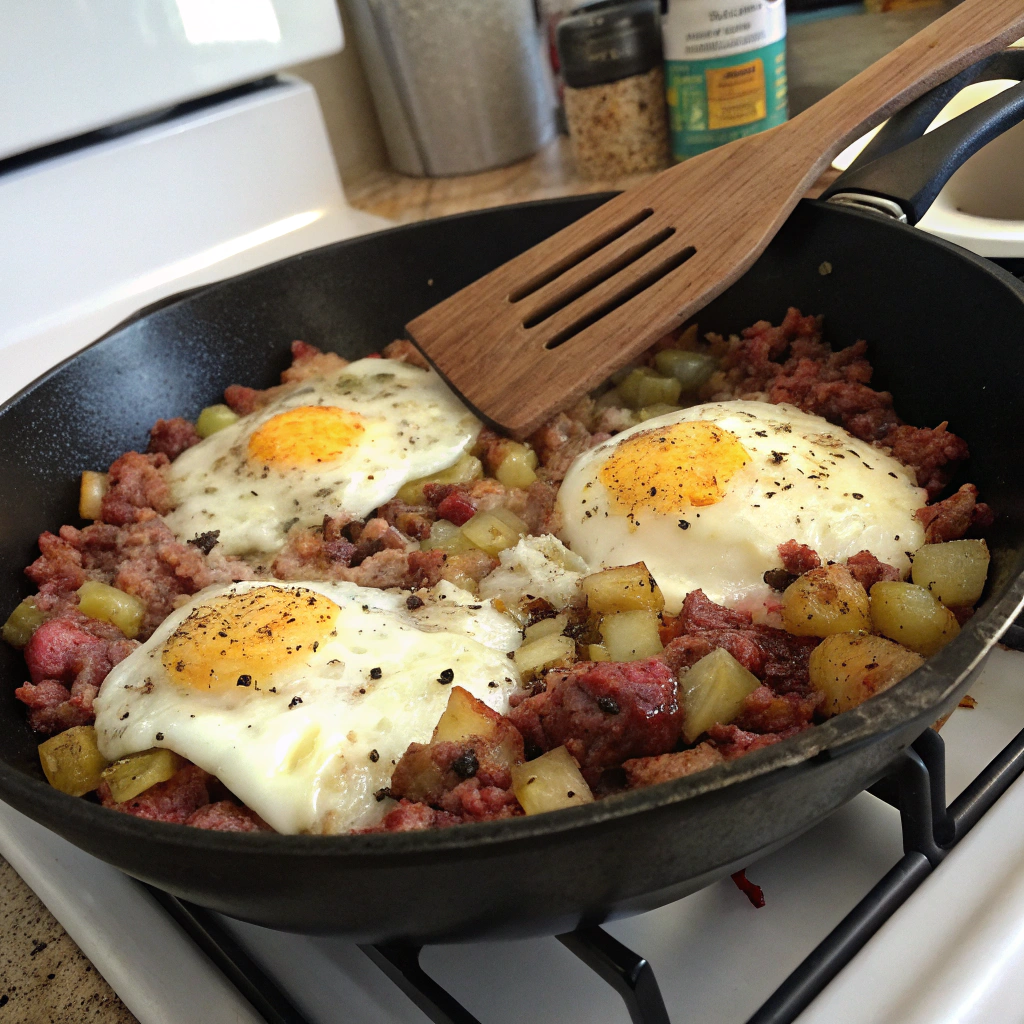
left=557, top=0, right=663, bottom=90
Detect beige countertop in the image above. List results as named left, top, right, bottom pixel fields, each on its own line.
left=346, top=135, right=843, bottom=225
left=0, top=857, right=138, bottom=1023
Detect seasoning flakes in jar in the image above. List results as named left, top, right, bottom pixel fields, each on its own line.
left=557, top=1, right=671, bottom=180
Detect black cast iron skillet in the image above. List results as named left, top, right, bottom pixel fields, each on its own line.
left=2, top=65, right=1024, bottom=942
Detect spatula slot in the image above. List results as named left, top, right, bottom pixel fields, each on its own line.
left=521, top=227, right=677, bottom=330
left=507, top=208, right=655, bottom=304
left=542, top=246, right=697, bottom=351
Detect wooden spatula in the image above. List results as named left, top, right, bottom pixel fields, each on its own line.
left=407, top=0, right=1024, bottom=438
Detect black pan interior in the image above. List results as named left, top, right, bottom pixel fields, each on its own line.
left=1, top=196, right=1023, bottom=940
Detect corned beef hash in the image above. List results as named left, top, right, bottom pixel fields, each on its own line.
left=5, top=310, right=993, bottom=835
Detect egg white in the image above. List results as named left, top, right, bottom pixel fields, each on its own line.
left=557, top=400, right=927, bottom=612
left=93, top=580, right=521, bottom=834
left=163, top=359, right=480, bottom=557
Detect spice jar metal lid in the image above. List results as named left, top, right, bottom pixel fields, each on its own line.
left=556, top=0, right=664, bottom=90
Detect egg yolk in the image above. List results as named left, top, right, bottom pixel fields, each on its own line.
left=162, top=587, right=340, bottom=691
left=599, top=420, right=750, bottom=515
left=248, top=406, right=366, bottom=468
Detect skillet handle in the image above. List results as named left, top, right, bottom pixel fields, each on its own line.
left=823, top=51, right=1024, bottom=225
left=839, top=49, right=1024, bottom=171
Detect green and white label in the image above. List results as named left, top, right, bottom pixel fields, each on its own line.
left=663, top=0, right=788, bottom=160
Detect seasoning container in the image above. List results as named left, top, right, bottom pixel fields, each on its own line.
left=663, top=0, right=788, bottom=161
left=345, top=0, right=556, bottom=177
left=556, top=1, right=671, bottom=180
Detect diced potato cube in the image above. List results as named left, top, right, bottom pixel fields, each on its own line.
left=810, top=632, right=924, bottom=716
left=523, top=613, right=568, bottom=643
left=38, top=726, right=108, bottom=797
left=196, top=403, right=240, bottom=438
left=514, top=634, right=576, bottom=679
left=781, top=565, right=871, bottom=637
left=461, top=507, right=527, bottom=557
left=495, top=443, right=539, bottom=490
left=77, top=581, right=145, bottom=639
left=431, top=686, right=521, bottom=773
left=79, top=471, right=108, bottom=520
left=870, top=581, right=960, bottom=657
left=616, top=366, right=655, bottom=407
left=681, top=647, right=760, bottom=743
left=653, top=349, right=718, bottom=392
left=3, top=598, right=45, bottom=648
left=390, top=744, right=443, bottom=802
left=638, top=404, right=682, bottom=421
left=421, top=518, right=476, bottom=555
left=911, top=539, right=990, bottom=608
left=610, top=362, right=641, bottom=385
left=599, top=610, right=664, bottom=662
left=618, top=368, right=682, bottom=410
left=588, top=643, right=611, bottom=662
left=582, top=562, right=665, bottom=614
left=441, top=567, right=481, bottom=596
left=511, top=746, right=594, bottom=814
left=433, top=685, right=499, bottom=743
left=101, top=748, right=183, bottom=803
left=397, top=453, right=483, bottom=504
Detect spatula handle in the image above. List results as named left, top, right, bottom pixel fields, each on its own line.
left=794, top=0, right=1024, bottom=159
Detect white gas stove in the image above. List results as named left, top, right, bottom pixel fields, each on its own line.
left=3, top=649, right=1023, bottom=1024
left=3, top=7, right=1024, bottom=1023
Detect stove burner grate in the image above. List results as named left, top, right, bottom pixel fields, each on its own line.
left=150, top=632, right=1024, bottom=1024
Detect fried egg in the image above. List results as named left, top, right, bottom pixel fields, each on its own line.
left=558, top=400, right=926, bottom=612
left=93, top=580, right=521, bottom=834
left=163, top=359, right=480, bottom=556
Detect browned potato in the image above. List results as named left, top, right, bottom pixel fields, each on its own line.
left=587, top=643, right=611, bottom=662
left=38, top=726, right=109, bottom=797
left=400, top=687, right=521, bottom=800
left=79, top=470, right=108, bottom=520
left=810, top=632, right=924, bottom=716
left=435, top=687, right=519, bottom=771
left=582, top=562, right=665, bottom=614
left=870, top=581, right=960, bottom=657
left=431, top=686, right=499, bottom=744
left=599, top=610, right=664, bottom=661
left=101, top=748, right=183, bottom=803
left=681, top=648, right=760, bottom=743
left=511, top=746, right=594, bottom=814
left=911, top=539, right=990, bottom=608
left=387, top=745, right=441, bottom=803
left=781, top=564, right=871, bottom=637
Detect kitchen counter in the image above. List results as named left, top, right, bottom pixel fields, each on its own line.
left=0, top=856, right=138, bottom=1023
left=0, top=5, right=959, bottom=1021
left=345, top=2, right=954, bottom=224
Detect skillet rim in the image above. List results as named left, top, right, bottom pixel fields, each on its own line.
left=1, top=195, right=1023, bottom=859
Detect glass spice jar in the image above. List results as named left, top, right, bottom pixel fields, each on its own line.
left=556, top=0, right=671, bottom=180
